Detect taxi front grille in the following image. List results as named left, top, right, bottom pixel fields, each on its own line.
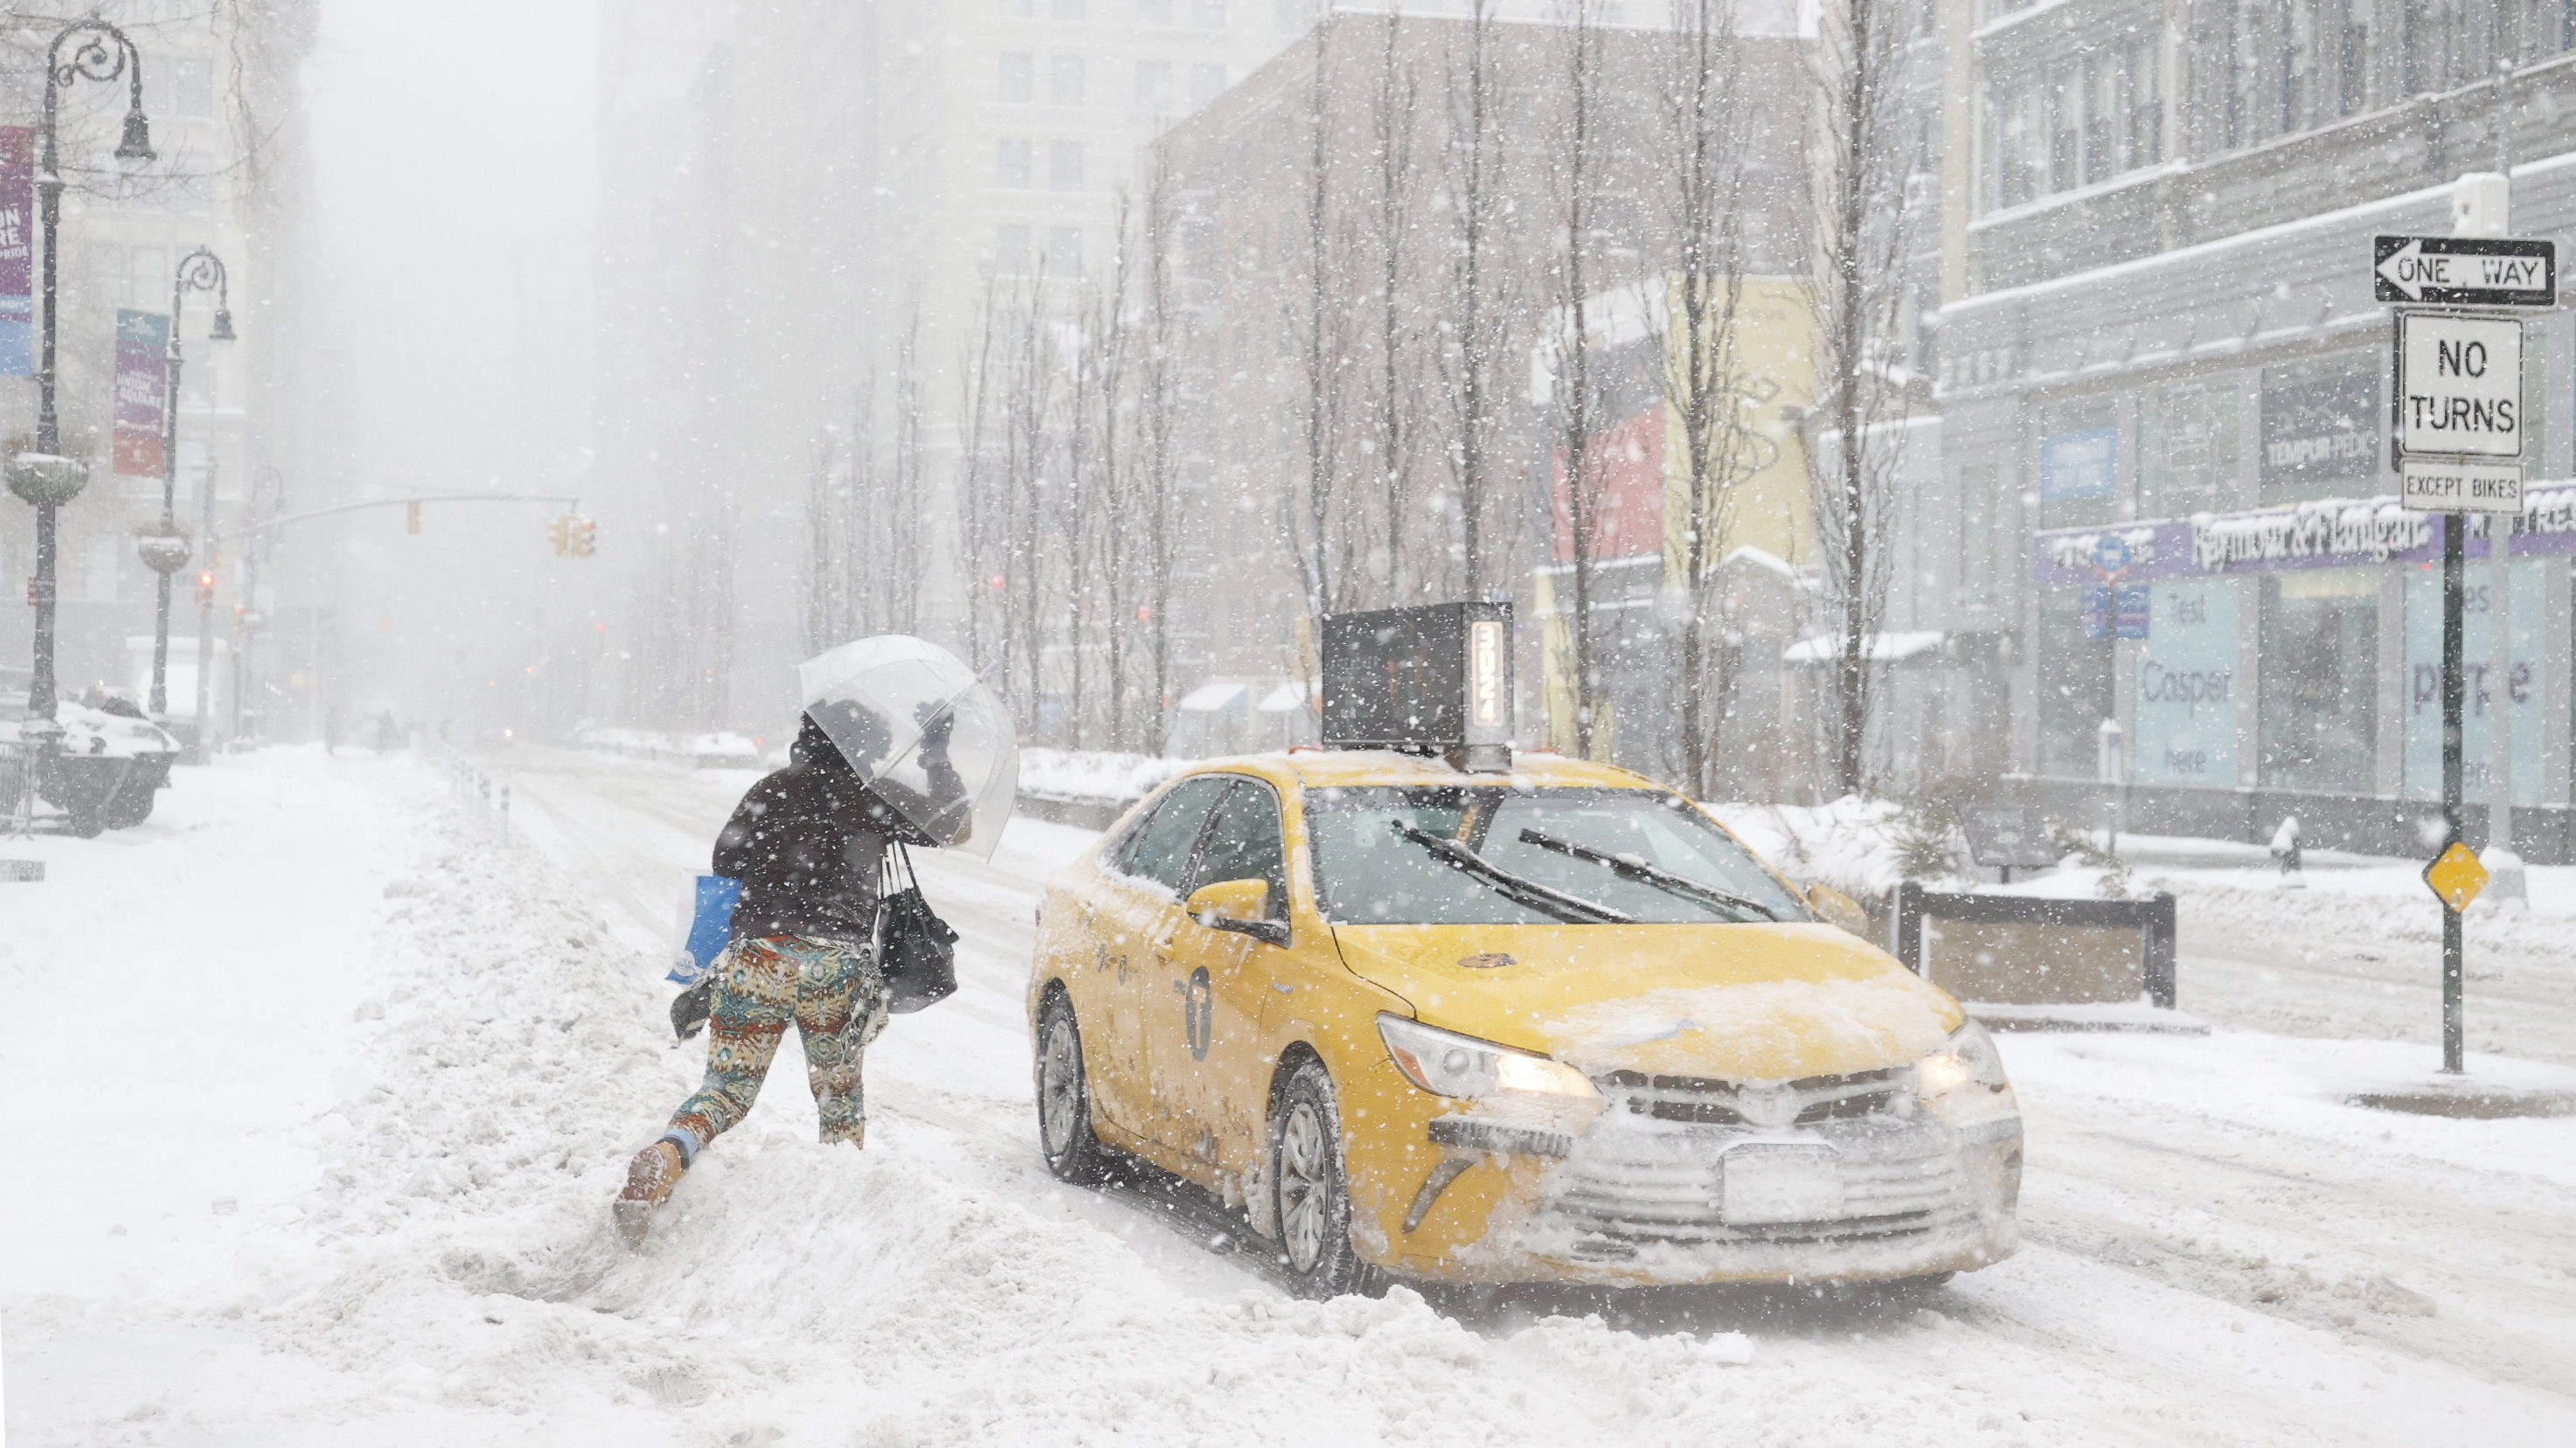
left=1545, top=1145, right=1968, bottom=1247
left=1595, top=1065, right=1912, bottom=1130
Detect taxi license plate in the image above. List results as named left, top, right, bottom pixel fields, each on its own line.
left=1718, top=1145, right=1843, bottom=1226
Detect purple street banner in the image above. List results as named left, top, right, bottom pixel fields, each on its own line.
left=2031, top=484, right=2576, bottom=588
left=0, top=126, right=31, bottom=377
left=112, top=308, right=170, bottom=477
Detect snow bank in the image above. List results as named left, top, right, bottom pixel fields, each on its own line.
left=1708, top=796, right=1942, bottom=899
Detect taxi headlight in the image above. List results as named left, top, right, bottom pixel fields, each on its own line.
left=1918, top=1019, right=2011, bottom=1098
left=1378, top=1014, right=1599, bottom=1103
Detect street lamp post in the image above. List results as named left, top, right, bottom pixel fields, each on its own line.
left=5, top=21, right=152, bottom=729
left=141, top=247, right=233, bottom=724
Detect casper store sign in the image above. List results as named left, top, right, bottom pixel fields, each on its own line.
left=2132, top=579, right=2238, bottom=787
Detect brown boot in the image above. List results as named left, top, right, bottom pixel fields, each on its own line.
left=613, top=1140, right=685, bottom=1248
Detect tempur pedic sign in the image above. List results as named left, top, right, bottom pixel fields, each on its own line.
left=2398, top=314, right=2522, bottom=459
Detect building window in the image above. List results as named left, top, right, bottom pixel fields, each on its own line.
left=1955, top=464, right=2001, bottom=607
left=1049, top=140, right=1084, bottom=190
left=2037, top=398, right=2118, bottom=530
left=122, top=244, right=167, bottom=308
left=2258, top=569, right=2378, bottom=793
left=997, top=138, right=1033, bottom=188
left=2403, top=558, right=2543, bottom=803
left=1191, top=62, right=1228, bottom=107
left=2138, top=377, right=2239, bottom=517
left=2134, top=578, right=2240, bottom=787
left=1274, top=0, right=1312, bottom=31
left=1052, top=54, right=1087, bottom=105
left=1052, top=0, right=1087, bottom=19
left=995, top=224, right=1033, bottom=274
left=2045, top=66, right=2078, bottom=192
left=2036, top=587, right=2115, bottom=778
left=2123, top=34, right=2161, bottom=165
left=2258, top=353, right=2376, bottom=504
left=1047, top=226, right=1084, bottom=278
left=1138, top=0, right=1173, bottom=23
left=1137, top=59, right=1174, bottom=109
left=1193, top=0, right=1228, bottom=28
left=999, top=52, right=1033, bottom=102
left=2084, top=59, right=2116, bottom=182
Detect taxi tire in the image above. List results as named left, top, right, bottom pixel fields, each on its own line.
left=1035, top=994, right=1114, bottom=1186
left=1267, top=1061, right=1387, bottom=1300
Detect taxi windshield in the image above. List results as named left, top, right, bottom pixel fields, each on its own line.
left=1304, top=785, right=1809, bottom=926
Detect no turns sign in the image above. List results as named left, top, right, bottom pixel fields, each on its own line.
left=2395, top=311, right=2525, bottom=514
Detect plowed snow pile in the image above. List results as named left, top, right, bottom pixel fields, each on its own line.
left=5, top=750, right=2573, bottom=1445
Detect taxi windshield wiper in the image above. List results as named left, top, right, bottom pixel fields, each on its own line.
left=1514, top=828, right=1781, bottom=923
left=1389, top=821, right=1630, bottom=925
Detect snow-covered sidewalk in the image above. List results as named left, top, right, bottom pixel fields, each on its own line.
left=5, top=748, right=2573, bottom=1445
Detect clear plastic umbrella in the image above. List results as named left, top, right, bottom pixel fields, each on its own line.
left=795, top=635, right=1017, bottom=859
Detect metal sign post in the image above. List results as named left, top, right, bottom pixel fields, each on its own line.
left=2382, top=229, right=2554, bottom=1076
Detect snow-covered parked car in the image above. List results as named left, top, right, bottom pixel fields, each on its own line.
left=0, top=667, right=182, bottom=835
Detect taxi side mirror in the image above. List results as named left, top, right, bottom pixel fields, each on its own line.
left=1187, top=878, right=1288, bottom=947
left=1805, top=883, right=1870, bottom=938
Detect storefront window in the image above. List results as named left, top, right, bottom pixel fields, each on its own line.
left=2037, top=585, right=2114, bottom=778
left=2038, top=398, right=2117, bottom=530
left=2402, top=556, right=2545, bottom=805
left=2259, top=354, right=2376, bottom=505
left=2138, top=377, right=2239, bottom=518
left=2256, top=568, right=2377, bottom=793
left=1957, top=464, right=2000, bottom=606
left=2133, top=578, right=2238, bottom=787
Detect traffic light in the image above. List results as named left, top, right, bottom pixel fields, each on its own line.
left=195, top=568, right=215, bottom=606
left=548, top=515, right=573, bottom=557
left=569, top=517, right=597, bottom=558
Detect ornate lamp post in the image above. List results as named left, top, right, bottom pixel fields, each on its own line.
left=140, top=247, right=233, bottom=723
left=4, top=20, right=152, bottom=728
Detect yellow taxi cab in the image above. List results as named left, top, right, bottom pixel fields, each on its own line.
left=1025, top=749, right=2022, bottom=1298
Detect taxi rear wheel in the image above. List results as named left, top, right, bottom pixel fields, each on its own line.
left=1035, top=994, right=1113, bottom=1185
left=1268, top=1060, right=1385, bottom=1300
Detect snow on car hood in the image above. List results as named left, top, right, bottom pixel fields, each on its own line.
left=0, top=703, right=181, bottom=758
left=1329, top=921, right=1964, bottom=1082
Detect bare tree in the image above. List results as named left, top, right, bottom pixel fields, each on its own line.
left=1543, top=1, right=1611, bottom=758
left=798, top=420, right=852, bottom=654
left=1806, top=0, right=1917, bottom=795
left=881, top=299, right=927, bottom=634
left=1286, top=19, right=1350, bottom=620
left=1364, top=5, right=1421, bottom=603
left=1134, top=164, right=1189, bottom=753
left=1662, top=0, right=1758, bottom=800
left=1436, top=0, right=1509, bottom=601
left=956, top=267, right=1011, bottom=681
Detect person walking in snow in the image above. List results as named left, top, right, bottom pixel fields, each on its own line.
left=614, top=699, right=966, bottom=1246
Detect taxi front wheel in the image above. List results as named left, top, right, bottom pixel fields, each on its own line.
left=1036, top=994, right=1113, bottom=1185
left=1268, top=1061, right=1387, bottom=1300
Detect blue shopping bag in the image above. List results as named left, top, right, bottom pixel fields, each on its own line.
left=669, top=875, right=741, bottom=986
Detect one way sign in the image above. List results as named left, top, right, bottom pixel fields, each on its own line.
left=2374, top=234, right=2557, bottom=308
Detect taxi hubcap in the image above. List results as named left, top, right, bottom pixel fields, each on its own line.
left=1039, top=1018, right=1080, bottom=1160
left=1278, top=1102, right=1330, bottom=1271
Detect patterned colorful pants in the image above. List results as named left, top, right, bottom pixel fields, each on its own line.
left=668, top=935, right=889, bottom=1151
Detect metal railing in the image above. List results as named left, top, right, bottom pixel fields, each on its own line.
left=431, top=746, right=510, bottom=842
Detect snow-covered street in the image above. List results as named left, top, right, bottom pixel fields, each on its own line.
left=3, top=748, right=2573, bottom=1445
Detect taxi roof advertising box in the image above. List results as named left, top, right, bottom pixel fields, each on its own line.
left=1318, top=602, right=1513, bottom=768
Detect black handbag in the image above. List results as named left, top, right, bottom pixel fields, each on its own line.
left=875, top=841, right=959, bottom=1013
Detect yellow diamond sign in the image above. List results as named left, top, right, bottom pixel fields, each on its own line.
left=2423, top=840, right=2489, bottom=913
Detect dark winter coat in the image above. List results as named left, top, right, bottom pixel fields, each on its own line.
left=712, top=720, right=957, bottom=945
